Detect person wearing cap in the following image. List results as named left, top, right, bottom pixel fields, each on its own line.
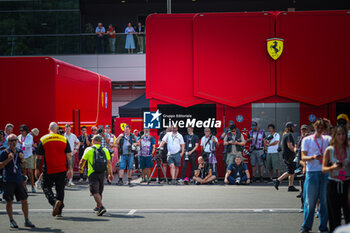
left=247, top=121, right=266, bottom=183
left=0, top=134, right=35, bottom=228
left=224, top=155, right=251, bottom=185
left=221, top=120, right=242, bottom=170
left=299, top=118, right=331, bottom=233
left=224, top=125, right=246, bottom=167
left=17, top=124, right=36, bottom=193
left=273, top=122, right=299, bottom=192
left=64, top=124, right=80, bottom=187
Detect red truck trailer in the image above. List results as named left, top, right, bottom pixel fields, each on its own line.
left=0, top=56, right=111, bottom=135
left=0, top=56, right=112, bottom=172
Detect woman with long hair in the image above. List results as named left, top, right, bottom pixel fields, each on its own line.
left=322, top=125, right=350, bottom=232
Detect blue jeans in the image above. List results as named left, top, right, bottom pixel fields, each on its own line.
left=301, top=171, right=329, bottom=232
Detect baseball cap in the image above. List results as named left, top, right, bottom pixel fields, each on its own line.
left=300, top=125, right=308, bottom=130
left=285, top=122, right=297, bottom=128
left=337, top=114, right=349, bottom=122
left=228, top=120, right=235, bottom=127
left=105, top=125, right=111, bottom=128
left=251, top=121, right=257, bottom=128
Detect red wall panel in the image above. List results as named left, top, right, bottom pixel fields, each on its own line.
left=146, top=14, right=205, bottom=107
left=276, top=10, right=350, bottom=105
left=0, top=57, right=56, bottom=137
left=193, top=12, right=276, bottom=107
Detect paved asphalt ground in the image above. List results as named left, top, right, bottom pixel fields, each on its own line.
left=0, top=176, right=321, bottom=233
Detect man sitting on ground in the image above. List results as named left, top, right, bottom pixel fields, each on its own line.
left=224, top=155, right=251, bottom=185
left=193, top=156, right=216, bottom=185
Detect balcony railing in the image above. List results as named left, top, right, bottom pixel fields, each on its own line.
left=0, top=33, right=146, bottom=56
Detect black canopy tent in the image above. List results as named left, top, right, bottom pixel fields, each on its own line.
left=118, top=94, right=150, bottom=117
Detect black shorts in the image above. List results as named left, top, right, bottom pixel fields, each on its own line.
left=161, top=154, right=168, bottom=164
left=3, top=182, right=28, bottom=202
left=88, top=172, right=105, bottom=195
left=284, top=160, right=296, bottom=175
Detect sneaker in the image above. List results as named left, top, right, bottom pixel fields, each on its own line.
left=35, top=180, right=42, bottom=189
left=79, top=178, right=84, bottom=183
left=117, top=180, right=124, bottom=185
left=288, top=186, right=299, bottom=192
left=296, top=193, right=302, bottom=198
left=52, top=200, right=62, bottom=217
left=10, top=219, right=18, bottom=228
left=93, top=207, right=99, bottom=212
left=97, top=206, right=107, bottom=216
left=31, top=187, right=36, bottom=193
left=128, top=178, right=132, bottom=185
left=24, top=219, right=35, bottom=228
left=171, top=179, right=176, bottom=185
left=273, top=179, right=280, bottom=190
left=252, top=176, right=256, bottom=183
left=259, top=176, right=264, bottom=183
left=69, top=181, right=75, bottom=187
left=178, top=179, right=183, bottom=184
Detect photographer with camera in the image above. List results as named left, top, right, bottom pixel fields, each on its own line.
left=221, top=121, right=239, bottom=170
left=193, top=156, right=216, bottom=185
left=138, top=128, right=156, bottom=183
left=201, top=128, right=219, bottom=179
left=97, top=126, right=110, bottom=149
left=298, top=119, right=331, bottom=233
left=224, top=155, right=251, bottom=185
left=322, top=124, right=350, bottom=233
left=159, top=126, right=185, bottom=185
left=247, top=121, right=266, bottom=183
left=78, top=126, right=92, bottom=183
left=265, top=124, right=281, bottom=182
left=223, top=125, right=246, bottom=167
left=179, top=127, right=199, bottom=184
left=116, top=125, right=138, bottom=185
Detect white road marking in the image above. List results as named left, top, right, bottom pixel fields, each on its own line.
left=0, top=208, right=300, bottom=214
left=127, top=209, right=137, bottom=215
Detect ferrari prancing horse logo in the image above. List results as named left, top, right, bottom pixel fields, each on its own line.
left=267, top=38, right=284, bottom=60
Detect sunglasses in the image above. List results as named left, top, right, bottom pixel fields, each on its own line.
left=8, top=139, right=18, bottom=142
left=92, top=129, right=97, bottom=131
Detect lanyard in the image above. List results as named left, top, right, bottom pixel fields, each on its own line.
left=334, top=146, right=346, bottom=163
left=11, top=150, right=18, bottom=173
left=314, top=135, right=324, bottom=155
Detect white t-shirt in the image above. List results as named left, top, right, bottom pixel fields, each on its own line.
left=17, top=134, right=33, bottom=159
left=64, top=133, right=79, bottom=152
left=301, top=134, right=331, bottom=172
left=267, top=132, right=280, bottom=153
left=162, top=132, right=184, bottom=155
left=201, top=135, right=218, bottom=153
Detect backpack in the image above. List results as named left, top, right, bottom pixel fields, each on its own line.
left=92, top=146, right=107, bottom=173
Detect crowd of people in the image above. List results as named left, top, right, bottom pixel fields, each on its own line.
left=0, top=114, right=349, bottom=232
left=95, top=22, right=145, bottom=54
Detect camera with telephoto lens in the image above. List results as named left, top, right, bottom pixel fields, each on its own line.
left=266, top=135, right=274, bottom=141
left=336, top=160, right=343, bottom=168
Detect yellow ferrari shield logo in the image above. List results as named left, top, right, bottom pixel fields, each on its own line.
left=120, top=123, right=126, bottom=131
left=267, top=38, right=284, bottom=60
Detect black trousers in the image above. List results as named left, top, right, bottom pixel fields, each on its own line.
left=327, top=179, right=350, bottom=233
left=181, top=153, right=197, bottom=179
left=42, top=171, right=66, bottom=208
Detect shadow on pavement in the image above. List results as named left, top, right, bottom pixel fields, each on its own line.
left=105, top=213, right=145, bottom=219
left=55, top=216, right=110, bottom=222
left=16, top=227, right=63, bottom=232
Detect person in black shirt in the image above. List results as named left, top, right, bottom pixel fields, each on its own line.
left=273, top=122, right=299, bottom=192
left=193, top=156, right=216, bottom=185
left=0, top=134, right=35, bottom=228
left=78, top=126, right=91, bottom=183
left=158, top=127, right=172, bottom=181
left=180, top=127, right=199, bottom=183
